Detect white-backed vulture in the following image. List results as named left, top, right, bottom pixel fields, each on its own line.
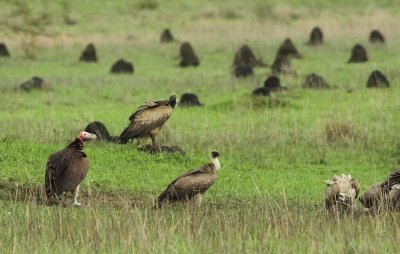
left=359, top=166, right=400, bottom=213
left=45, top=131, right=97, bottom=205
left=325, top=174, right=360, bottom=213
left=119, top=94, right=177, bottom=147
left=156, top=151, right=220, bottom=209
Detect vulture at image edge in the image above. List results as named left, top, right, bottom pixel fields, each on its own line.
left=119, top=94, right=177, bottom=147
left=45, top=131, right=97, bottom=205
left=359, top=166, right=400, bottom=213
left=325, top=174, right=360, bottom=213
left=156, top=151, right=220, bottom=209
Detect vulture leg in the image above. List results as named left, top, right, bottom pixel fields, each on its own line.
left=73, top=185, right=81, bottom=206
left=150, top=134, right=161, bottom=152
left=192, top=194, right=203, bottom=207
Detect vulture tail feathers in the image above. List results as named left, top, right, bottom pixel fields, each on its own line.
left=119, top=126, right=131, bottom=144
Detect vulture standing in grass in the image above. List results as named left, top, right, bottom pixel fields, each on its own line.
left=359, top=166, right=400, bottom=213
left=45, top=131, right=97, bottom=205
left=325, top=174, right=360, bottom=213
left=156, top=151, right=220, bottom=209
left=119, top=94, right=177, bottom=147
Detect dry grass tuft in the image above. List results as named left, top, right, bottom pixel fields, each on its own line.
left=325, top=119, right=359, bottom=143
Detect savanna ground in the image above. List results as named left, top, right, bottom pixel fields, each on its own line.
left=0, top=0, right=400, bottom=253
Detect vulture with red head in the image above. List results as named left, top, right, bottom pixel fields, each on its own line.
left=119, top=94, right=177, bottom=147
left=45, top=131, right=97, bottom=205
left=156, top=151, right=220, bottom=209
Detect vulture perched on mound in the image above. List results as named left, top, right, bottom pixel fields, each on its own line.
left=119, top=94, right=177, bottom=147
left=156, top=151, right=220, bottom=209
left=325, top=174, right=360, bottom=213
left=45, top=131, right=97, bottom=205
left=359, top=166, right=400, bottom=213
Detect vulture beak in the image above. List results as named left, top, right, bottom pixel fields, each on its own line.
left=87, top=133, right=97, bottom=141
left=78, top=131, right=97, bottom=142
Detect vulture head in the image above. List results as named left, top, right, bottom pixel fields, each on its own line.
left=210, top=151, right=220, bottom=170
left=77, top=131, right=97, bottom=142
left=211, top=151, right=219, bottom=158
left=168, top=94, right=178, bottom=108
left=325, top=174, right=360, bottom=213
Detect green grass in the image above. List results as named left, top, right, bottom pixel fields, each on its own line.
left=1, top=0, right=400, bottom=253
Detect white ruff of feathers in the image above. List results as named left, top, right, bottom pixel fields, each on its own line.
left=211, top=157, right=220, bottom=171
left=325, top=174, right=357, bottom=202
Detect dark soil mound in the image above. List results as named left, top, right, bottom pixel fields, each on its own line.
left=251, top=87, right=269, bottom=96
left=308, top=27, right=323, bottom=46
left=19, top=76, right=46, bottom=91
left=271, top=55, right=291, bottom=74
left=233, top=44, right=265, bottom=68
left=79, top=43, right=97, bottom=62
left=180, top=93, right=203, bottom=106
left=369, top=30, right=385, bottom=44
left=366, top=70, right=389, bottom=88
left=110, top=58, right=134, bottom=73
left=348, top=44, right=368, bottom=63
left=264, top=76, right=286, bottom=92
left=139, top=144, right=186, bottom=155
left=84, top=121, right=118, bottom=142
left=160, top=28, right=174, bottom=43
left=179, top=42, right=199, bottom=67
left=304, top=73, right=329, bottom=89
left=233, top=65, right=254, bottom=78
left=277, top=38, right=302, bottom=58
left=0, top=42, right=10, bottom=57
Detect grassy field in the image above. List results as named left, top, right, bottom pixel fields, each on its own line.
left=1, top=0, right=400, bottom=253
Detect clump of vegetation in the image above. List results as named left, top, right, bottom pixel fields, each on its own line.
left=137, top=0, right=158, bottom=10
left=60, top=0, right=77, bottom=25
left=0, top=0, right=53, bottom=59
left=325, top=119, right=358, bottom=142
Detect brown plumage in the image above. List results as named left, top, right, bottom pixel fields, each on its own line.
left=325, top=174, right=360, bottom=214
left=156, top=151, right=220, bottom=209
left=45, top=131, right=97, bottom=205
left=84, top=121, right=119, bottom=142
left=360, top=166, right=400, bottom=213
left=119, top=95, right=177, bottom=146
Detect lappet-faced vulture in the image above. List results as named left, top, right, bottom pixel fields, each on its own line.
left=359, top=166, right=400, bottom=213
left=156, top=151, right=220, bottom=209
left=45, top=131, right=97, bottom=205
left=119, top=94, right=177, bottom=148
left=325, top=174, right=360, bottom=213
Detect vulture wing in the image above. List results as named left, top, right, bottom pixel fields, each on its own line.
left=120, top=100, right=173, bottom=143
left=128, top=100, right=167, bottom=121
left=158, top=164, right=217, bottom=206
left=381, top=167, right=400, bottom=193
left=45, top=151, right=65, bottom=197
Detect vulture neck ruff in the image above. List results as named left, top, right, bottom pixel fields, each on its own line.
left=211, top=157, right=220, bottom=171
left=67, top=138, right=84, bottom=150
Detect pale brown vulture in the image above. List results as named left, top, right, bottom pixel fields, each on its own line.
left=359, top=166, right=400, bottom=213
left=45, top=131, right=97, bottom=205
left=325, top=174, right=360, bottom=213
left=119, top=94, right=177, bottom=147
left=156, top=151, right=220, bottom=209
